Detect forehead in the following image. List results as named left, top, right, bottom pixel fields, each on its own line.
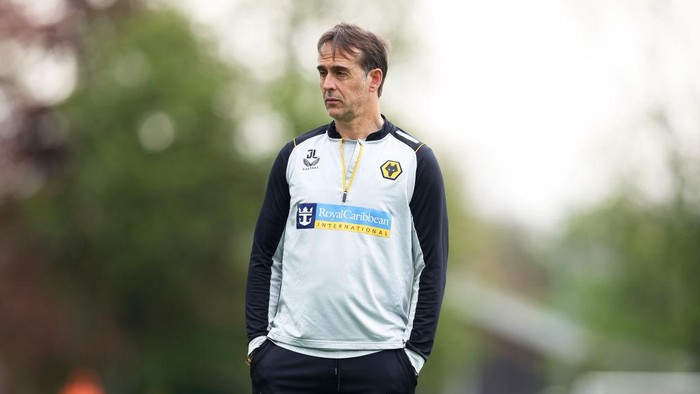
left=317, top=43, right=362, bottom=68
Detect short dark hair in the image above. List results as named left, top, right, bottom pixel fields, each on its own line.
left=317, top=23, right=390, bottom=97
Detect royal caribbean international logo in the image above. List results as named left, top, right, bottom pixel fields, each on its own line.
left=296, top=203, right=317, bottom=229
left=295, top=202, right=392, bottom=237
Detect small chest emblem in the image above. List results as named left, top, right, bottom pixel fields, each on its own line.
left=380, top=160, right=402, bottom=180
left=297, top=203, right=317, bottom=228
left=303, top=149, right=320, bottom=168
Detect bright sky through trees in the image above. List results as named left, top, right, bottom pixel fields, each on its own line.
left=171, top=0, right=699, bottom=230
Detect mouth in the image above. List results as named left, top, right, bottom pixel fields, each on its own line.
left=324, top=97, right=341, bottom=105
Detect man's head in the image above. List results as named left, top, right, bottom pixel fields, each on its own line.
left=317, top=23, right=390, bottom=98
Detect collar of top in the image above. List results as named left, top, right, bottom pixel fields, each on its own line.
left=326, top=115, right=395, bottom=142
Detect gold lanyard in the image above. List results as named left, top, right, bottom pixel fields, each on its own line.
left=339, top=139, right=363, bottom=203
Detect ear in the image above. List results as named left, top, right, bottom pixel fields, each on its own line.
left=367, top=68, right=383, bottom=93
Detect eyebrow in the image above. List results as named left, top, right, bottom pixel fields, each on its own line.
left=317, top=65, right=351, bottom=73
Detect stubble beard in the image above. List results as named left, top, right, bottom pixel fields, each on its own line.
left=326, top=102, right=353, bottom=123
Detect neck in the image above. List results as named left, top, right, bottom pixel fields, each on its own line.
left=335, top=111, right=384, bottom=140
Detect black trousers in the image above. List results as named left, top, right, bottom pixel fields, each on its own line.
left=250, top=341, right=418, bottom=393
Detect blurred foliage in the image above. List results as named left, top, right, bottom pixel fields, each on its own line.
left=544, top=121, right=700, bottom=371
left=11, top=7, right=264, bottom=393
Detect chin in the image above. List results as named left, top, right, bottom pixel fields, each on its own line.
left=326, top=109, right=343, bottom=119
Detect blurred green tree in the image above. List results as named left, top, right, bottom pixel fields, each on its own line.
left=545, top=110, right=700, bottom=370
left=18, top=6, right=264, bottom=393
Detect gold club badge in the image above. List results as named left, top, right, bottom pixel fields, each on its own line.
left=380, top=160, right=402, bottom=180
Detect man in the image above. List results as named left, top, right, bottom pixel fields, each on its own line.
left=245, top=23, right=448, bottom=393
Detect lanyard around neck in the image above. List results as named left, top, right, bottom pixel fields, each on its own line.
left=339, top=139, right=364, bottom=203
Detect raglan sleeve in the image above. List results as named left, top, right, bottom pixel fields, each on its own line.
left=245, top=142, right=293, bottom=343
left=406, top=144, right=449, bottom=361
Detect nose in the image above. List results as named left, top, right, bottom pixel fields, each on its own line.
left=321, top=74, right=336, bottom=91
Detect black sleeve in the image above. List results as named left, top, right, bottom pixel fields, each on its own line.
left=406, top=145, right=449, bottom=359
left=245, top=142, right=294, bottom=342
